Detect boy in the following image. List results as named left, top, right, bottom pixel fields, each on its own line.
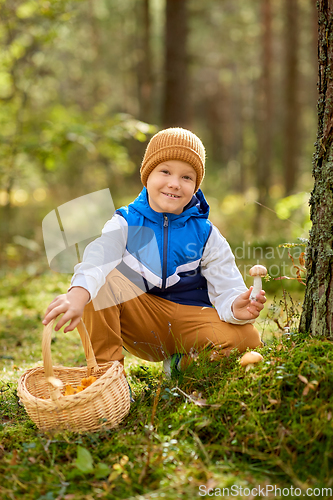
left=43, top=128, right=266, bottom=374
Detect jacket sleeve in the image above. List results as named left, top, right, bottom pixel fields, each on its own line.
left=201, top=225, right=254, bottom=325
left=69, top=213, right=127, bottom=300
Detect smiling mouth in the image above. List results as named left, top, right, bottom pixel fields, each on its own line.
left=162, top=192, right=181, bottom=199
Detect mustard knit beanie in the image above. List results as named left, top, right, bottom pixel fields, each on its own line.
left=140, top=127, right=206, bottom=192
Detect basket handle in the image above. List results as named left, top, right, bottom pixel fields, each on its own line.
left=42, top=319, right=99, bottom=401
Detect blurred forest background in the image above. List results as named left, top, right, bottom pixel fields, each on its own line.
left=0, top=0, right=317, bottom=288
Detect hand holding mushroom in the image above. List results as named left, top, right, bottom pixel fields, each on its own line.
left=231, top=264, right=267, bottom=321
left=249, top=265, right=267, bottom=301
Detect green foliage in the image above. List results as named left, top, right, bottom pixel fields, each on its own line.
left=0, top=0, right=155, bottom=263
left=0, top=0, right=317, bottom=273
left=0, top=271, right=332, bottom=499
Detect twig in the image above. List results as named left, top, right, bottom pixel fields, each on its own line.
left=188, top=429, right=211, bottom=466
left=175, top=386, right=221, bottom=408
left=282, top=288, right=289, bottom=328
left=138, top=376, right=162, bottom=484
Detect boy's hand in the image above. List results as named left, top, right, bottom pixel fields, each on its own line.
left=42, top=287, right=90, bottom=332
left=232, top=287, right=266, bottom=321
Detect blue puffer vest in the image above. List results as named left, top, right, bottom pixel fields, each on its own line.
left=115, top=187, right=213, bottom=307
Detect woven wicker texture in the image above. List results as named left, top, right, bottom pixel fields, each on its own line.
left=17, top=320, right=130, bottom=432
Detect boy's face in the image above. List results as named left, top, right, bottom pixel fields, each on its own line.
left=146, top=160, right=197, bottom=215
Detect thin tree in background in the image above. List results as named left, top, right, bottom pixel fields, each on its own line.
left=299, top=0, right=333, bottom=339
left=283, top=0, right=300, bottom=195
left=136, top=0, right=154, bottom=123
left=162, top=0, right=189, bottom=128
left=88, top=0, right=101, bottom=104
left=255, top=0, right=273, bottom=230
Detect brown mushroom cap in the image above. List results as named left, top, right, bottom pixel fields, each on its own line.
left=249, top=265, right=267, bottom=277
left=240, top=351, right=264, bottom=367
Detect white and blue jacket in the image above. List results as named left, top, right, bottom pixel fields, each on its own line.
left=71, top=188, right=252, bottom=324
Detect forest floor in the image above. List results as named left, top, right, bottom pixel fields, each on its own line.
left=0, top=269, right=332, bottom=500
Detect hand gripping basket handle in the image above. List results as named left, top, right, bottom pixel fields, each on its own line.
left=42, top=319, right=99, bottom=401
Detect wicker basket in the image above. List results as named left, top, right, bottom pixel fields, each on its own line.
left=17, top=319, right=131, bottom=432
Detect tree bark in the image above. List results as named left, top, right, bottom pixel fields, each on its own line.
left=136, top=0, right=153, bottom=122
left=299, top=0, right=333, bottom=339
left=162, top=0, right=189, bottom=128
left=283, top=0, right=300, bottom=195
left=254, top=0, right=273, bottom=232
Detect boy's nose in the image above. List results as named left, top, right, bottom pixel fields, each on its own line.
left=167, top=176, right=180, bottom=188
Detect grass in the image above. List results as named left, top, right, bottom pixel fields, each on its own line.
left=0, top=268, right=333, bottom=499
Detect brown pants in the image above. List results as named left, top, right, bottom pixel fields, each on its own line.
left=82, top=270, right=262, bottom=367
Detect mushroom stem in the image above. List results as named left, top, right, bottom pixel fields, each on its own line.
left=250, top=276, right=262, bottom=300
left=249, top=264, right=267, bottom=301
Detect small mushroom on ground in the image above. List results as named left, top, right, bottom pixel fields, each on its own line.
left=249, top=265, right=267, bottom=300
left=240, top=351, right=264, bottom=371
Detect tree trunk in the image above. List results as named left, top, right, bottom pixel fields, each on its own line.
left=254, top=0, right=273, bottom=232
left=136, top=0, right=153, bottom=122
left=162, top=0, right=189, bottom=128
left=299, top=0, right=333, bottom=339
left=203, top=80, right=225, bottom=165
left=88, top=0, right=101, bottom=104
left=283, top=0, right=300, bottom=195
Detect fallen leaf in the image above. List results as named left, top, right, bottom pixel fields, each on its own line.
left=298, top=374, right=308, bottom=384
left=302, top=386, right=310, bottom=396
left=299, top=252, right=305, bottom=267
left=74, top=446, right=94, bottom=474
left=204, top=478, right=219, bottom=490
left=108, top=470, right=120, bottom=482
left=120, top=455, right=129, bottom=467
left=94, top=462, right=110, bottom=479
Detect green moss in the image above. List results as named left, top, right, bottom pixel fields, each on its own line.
left=1, top=272, right=333, bottom=498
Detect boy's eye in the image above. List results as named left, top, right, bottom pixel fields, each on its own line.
left=183, top=175, right=193, bottom=180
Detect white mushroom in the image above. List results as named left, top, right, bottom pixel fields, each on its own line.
left=240, top=351, right=263, bottom=371
left=47, top=376, right=63, bottom=389
left=249, top=265, right=267, bottom=300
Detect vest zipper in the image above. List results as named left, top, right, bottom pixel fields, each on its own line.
left=162, top=214, right=168, bottom=290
